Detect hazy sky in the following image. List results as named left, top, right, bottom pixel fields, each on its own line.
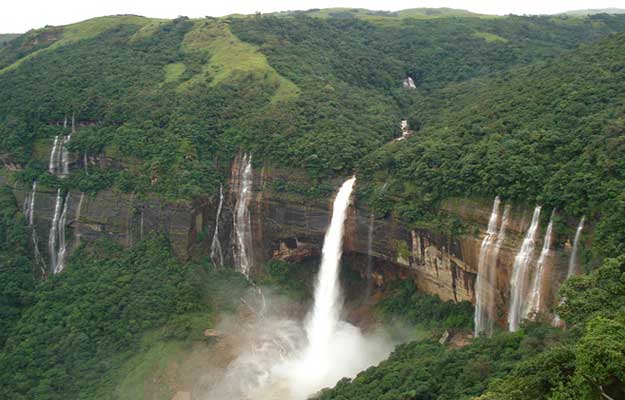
left=3, top=0, right=625, bottom=32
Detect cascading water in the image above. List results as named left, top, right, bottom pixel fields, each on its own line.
left=567, top=217, right=585, bottom=277
left=233, top=154, right=254, bottom=277
left=210, top=184, right=225, bottom=268
left=48, top=136, right=61, bottom=174
left=552, top=216, right=585, bottom=327
left=526, top=212, right=555, bottom=319
left=204, top=177, right=392, bottom=400
left=47, top=190, right=69, bottom=274
left=304, top=177, right=355, bottom=362
left=49, top=118, right=72, bottom=176
left=474, top=197, right=500, bottom=336
left=508, top=206, right=542, bottom=332
left=54, top=193, right=70, bottom=274
left=48, top=189, right=63, bottom=272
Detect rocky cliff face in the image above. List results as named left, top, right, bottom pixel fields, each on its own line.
left=6, top=154, right=580, bottom=328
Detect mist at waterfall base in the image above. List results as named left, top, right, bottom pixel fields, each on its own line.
left=202, top=177, right=394, bottom=400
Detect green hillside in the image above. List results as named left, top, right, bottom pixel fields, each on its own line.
left=358, top=31, right=625, bottom=258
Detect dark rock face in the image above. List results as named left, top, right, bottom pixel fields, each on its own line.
left=8, top=157, right=577, bottom=328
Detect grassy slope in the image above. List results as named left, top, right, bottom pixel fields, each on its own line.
left=179, top=19, right=298, bottom=102
left=0, top=16, right=154, bottom=74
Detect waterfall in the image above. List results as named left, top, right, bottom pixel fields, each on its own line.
left=474, top=197, right=501, bottom=336
left=48, top=190, right=63, bottom=272
left=233, top=154, right=254, bottom=277
left=508, top=206, right=542, bottom=332
left=301, top=177, right=355, bottom=378
left=54, top=193, right=70, bottom=274
left=48, top=134, right=71, bottom=176
left=567, top=217, right=585, bottom=277
left=552, top=216, right=585, bottom=327
left=526, top=212, right=555, bottom=319
left=48, top=190, right=69, bottom=274
left=210, top=184, right=225, bottom=268
left=25, top=181, right=45, bottom=275
left=364, top=213, right=375, bottom=300
left=206, top=177, right=392, bottom=399
left=48, top=136, right=61, bottom=174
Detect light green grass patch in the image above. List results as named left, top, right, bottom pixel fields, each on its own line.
left=180, top=20, right=299, bottom=103
left=164, top=63, right=187, bottom=83
left=472, top=31, right=508, bottom=43
left=128, top=19, right=169, bottom=42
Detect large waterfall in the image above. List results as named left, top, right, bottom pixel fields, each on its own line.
left=567, top=217, right=585, bottom=277
left=508, top=206, right=542, bottom=332
left=474, top=197, right=510, bottom=336
left=205, top=177, right=392, bottom=400
left=210, top=184, right=225, bottom=268
left=233, top=154, right=254, bottom=277
left=526, top=212, right=555, bottom=318
left=305, top=177, right=355, bottom=363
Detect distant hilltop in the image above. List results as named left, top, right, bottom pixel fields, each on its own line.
left=561, top=8, right=625, bottom=16
left=263, top=7, right=487, bottom=19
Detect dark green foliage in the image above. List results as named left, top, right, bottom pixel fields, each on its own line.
left=0, top=186, right=35, bottom=348
left=0, top=237, right=208, bottom=400
left=258, top=259, right=312, bottom=301
left=378, top=280, right=473, bottom=330
left=314, top=327, right=561, bottom=400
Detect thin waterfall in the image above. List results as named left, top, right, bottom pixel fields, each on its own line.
left=553, top=216, right=585, bottom=327
left=210, top=184, right=225, bottom=268
left=526, top=212, right=555, bottom=319
left=54, top=193, right=70, bottom=274
left=48, top=190, right=70, bottom=274
left=508, top=206, right=542, bottom=332
left=48, top=189, right=63, bottom=272
left=567, top=217, right=585, bottom=277
left=302, top=177, right=356, bottom=376
left=475, top=197, right=505, bottom=336
left=48, top=136, right=61, bottom=174
left=364, top=213, right=375, bottom=300
left=25, top=181, right=45, bottom=275
left=233, top=154, right=254, bottom=277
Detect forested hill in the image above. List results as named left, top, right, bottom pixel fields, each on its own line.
left=1, top=12, right=625, bottom=250
left=358, top=30, right=625, bottom=259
